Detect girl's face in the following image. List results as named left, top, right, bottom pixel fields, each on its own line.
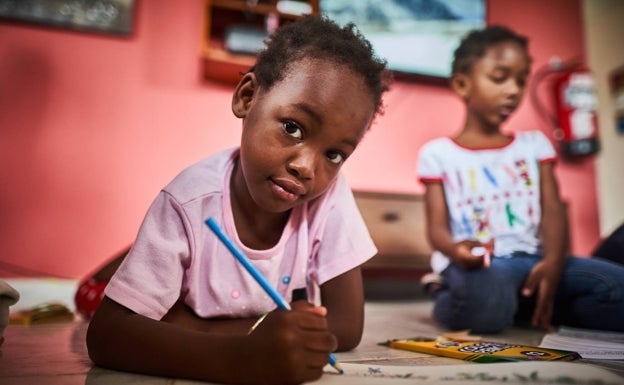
left=231, top=58, right=375, bottom=215
left=457, top=41, right=530, bottom=131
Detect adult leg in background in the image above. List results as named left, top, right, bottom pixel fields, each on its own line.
left=553, top=256, right=624, bottom=332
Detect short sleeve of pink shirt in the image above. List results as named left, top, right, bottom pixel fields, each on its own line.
left=105, top=148, right=377, bottom=320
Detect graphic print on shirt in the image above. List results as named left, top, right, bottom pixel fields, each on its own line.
left=469, top=168, right=477, bottom=192
left=471, top=206, right=491, bottom=239
left=452, top=157, right=539, bottom=241
left=505, top=202, right=526, bottom=228
left=482, top=166, right=498, bottom=187
left=442, top=172, right=455, bottom=194
left=502, top=164, right=518, bottom=184
left=514, top=159, right=533, bottom=186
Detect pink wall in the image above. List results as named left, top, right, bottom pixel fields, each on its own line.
left=0, top=0, right=599, bottom=279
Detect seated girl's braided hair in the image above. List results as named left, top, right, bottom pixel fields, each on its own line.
left=252, top=14, right=392, bottom=117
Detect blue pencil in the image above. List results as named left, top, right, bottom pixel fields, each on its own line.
left=205, top=217, right=343, bottom=374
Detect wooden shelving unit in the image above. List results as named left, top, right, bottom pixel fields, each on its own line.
left=201, top=0, right=319, bottom=84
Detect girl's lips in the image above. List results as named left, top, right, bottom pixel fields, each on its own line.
left=270, top=178, right=306, bottom=202
left=499, top=105, right=516, bottom=118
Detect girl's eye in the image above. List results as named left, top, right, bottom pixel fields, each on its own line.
left=489, top=69, right=508, bottom=84
left=490, top=75, right=506, bottom=84
left=327, top=151, right=345, bottom=165
left=283, top=121, right=302, bottom=139
left=516, top=77, right=527, bottom=88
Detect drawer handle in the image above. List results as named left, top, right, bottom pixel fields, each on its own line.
left=382, top=212, right=400, bottom=222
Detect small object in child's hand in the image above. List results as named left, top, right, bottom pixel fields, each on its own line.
left=471, top=246, right=486, bottom=256
left=471, top=246, right=491, bottom=268
left=9, top=302, right=74, bottom=325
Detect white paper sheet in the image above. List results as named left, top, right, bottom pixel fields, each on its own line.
left=540, top=326, right=624, bottom=360
left=316, top=361, right=623, bottom=384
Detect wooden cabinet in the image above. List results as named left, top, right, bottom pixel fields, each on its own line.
left=353, top=191, right=433, bottom=273
left=201, top=0, right=319, bottom=84
left=353, top=191, right=433, bottom=299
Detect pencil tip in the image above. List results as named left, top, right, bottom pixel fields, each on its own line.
left=333, top=362, right=344, bottom=374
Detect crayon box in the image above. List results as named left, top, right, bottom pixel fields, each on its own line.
left=382, top=337, right=581, bottom=363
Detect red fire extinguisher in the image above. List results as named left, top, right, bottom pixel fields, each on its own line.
left=530, top=58, right=600, bottom=157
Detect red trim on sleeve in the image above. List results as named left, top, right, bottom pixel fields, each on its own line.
left=539, top=156, right=557, bottom=164
left=419, top=177, right=443, bottom=184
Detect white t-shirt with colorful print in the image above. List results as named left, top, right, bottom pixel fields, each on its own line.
left=105, top=148, right=377, bottom=320
left=417, top=131, right=557, bottom=273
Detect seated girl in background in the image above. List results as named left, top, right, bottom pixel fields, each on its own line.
left=417, top=25, right=624, bottom=334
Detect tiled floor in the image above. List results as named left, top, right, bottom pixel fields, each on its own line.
left=1, top=278, right=623, bottom=384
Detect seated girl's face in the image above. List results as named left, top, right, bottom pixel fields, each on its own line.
left=235, top=58, right=376, bottom=214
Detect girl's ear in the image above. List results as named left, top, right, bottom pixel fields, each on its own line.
left=450, top=73, right=470, bottom=100
left=232, top=72, right=258, bottom=118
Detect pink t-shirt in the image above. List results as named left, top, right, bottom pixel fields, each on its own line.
left=105, top=148, right=376, bottom=320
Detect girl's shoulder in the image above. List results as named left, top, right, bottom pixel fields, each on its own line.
left=419, top=137, right=456, bottom=154
left=513, top=130, right=552, bottom=145
left=512, top=130, right=556, bottom=158
left=163, top=147, right=238, bottom=203
left=423, top=136, right=455, bottom=146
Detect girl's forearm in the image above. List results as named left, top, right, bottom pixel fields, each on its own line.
left=320, top=267, right=365, bottom=351
left=428, top=224, right=461, bottom=259
left=540, top=199, right=567, bottom=266
left=87, top=298, right=252, bottom=384
left=161, top=299, right=257, bottom=335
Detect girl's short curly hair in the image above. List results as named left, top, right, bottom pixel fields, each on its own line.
left=452, top=25, right=530, bottom=75
left=252, top=15, right=392, bottom=117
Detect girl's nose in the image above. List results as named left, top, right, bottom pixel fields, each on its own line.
left=507, top=79, right=523, bottom=97
left=288, top=148, right=316, bottom=180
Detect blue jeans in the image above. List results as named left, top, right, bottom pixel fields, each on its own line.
left=433, top=253, right=624, bottom=333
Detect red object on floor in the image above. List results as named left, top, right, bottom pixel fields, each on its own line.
left=74, top=278, right=107, bottom=319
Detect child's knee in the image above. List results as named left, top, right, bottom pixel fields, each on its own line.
left=433, top=287, right=516, bottom=333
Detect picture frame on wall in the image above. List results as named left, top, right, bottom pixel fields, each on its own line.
left=0, top=0, right=136, bottom=37
left=320, top=0, right=486, bottom=81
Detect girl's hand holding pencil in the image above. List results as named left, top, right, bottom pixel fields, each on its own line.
left=245, top=307, right=339, bottom=384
